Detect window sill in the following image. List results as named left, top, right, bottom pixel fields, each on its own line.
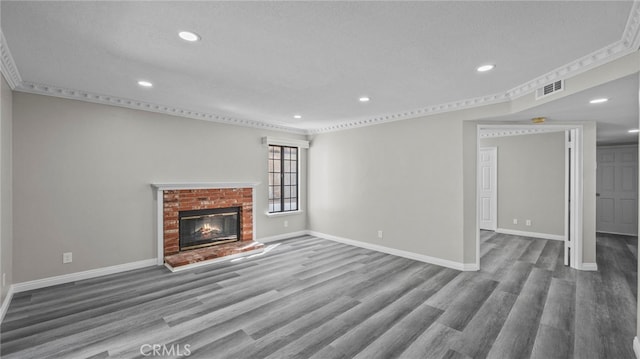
left=266, top=210, right=304, bottom=218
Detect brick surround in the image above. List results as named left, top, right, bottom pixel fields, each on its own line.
left=162, top=188, right=253, bottom=257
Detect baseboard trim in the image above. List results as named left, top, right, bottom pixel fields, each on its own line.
left=307, top=230, right=473, bottom=271
left=580, top=262, right=598, bottom=271
left=259, top=230, right=309, bottom=243
left=495, top=228, right=565, bottom=241
left=12, top=258, right=158, bottom=293
left=0, top=285, right=15, bottom=323
left=634, top=336, right=640, bottom=359
left=596, top=230, right=638, bottom=237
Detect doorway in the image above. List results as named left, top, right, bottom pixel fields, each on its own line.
left=476, top=124, right=584, bottom=270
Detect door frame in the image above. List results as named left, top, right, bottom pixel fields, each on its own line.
left=476, top=124, right=584, bottom=270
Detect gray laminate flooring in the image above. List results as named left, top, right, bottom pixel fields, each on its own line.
left=1, top=232, right=636, bottom=358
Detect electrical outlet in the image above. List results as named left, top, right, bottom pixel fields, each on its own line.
left=63, top=252, right=73, bottom=264
left=284, top=220, right=288, bottom=228
left=513, top=219, right=518, bottom=225
left=378, top=230, right=383, bottom=239
left=526, top=220, right=532, bottom=226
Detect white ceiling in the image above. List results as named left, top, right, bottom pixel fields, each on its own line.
left=1, top=1, right=638, bottom=139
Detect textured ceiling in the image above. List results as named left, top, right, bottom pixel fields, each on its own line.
left=0, top=1, right=637, bottom=137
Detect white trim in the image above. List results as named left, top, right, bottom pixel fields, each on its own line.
left=16, top=81, right=307, bottom=134
left=265, top=210, right=304, bottom=218
left=596, top=230, right=639, bottom=236
left=151, top=182, right=259, bottom=191
left=262, top=137, right=310, bottom=149
left=479, top=128, right=564, bottom=139
left=462, top=263, right=480, bottom=271
left=496, top=228, right=565, bottom=241
left=259, top=230, right=309, bottom=243
left=164, top=248, right=265, bottom=272
left=307, top=230, right=473, bottom=271
left=633, top=336, right=640, bottom=359
left=12, top=259, right=157, bottom=293
left=0, top=286, right=15, bottom=323
left=155, top=188, right=164, bottom=265
left=580, top=262, right=598, bottom=271
left=308, top=92, right=510, bottom=134
left=0, top=30, right=21, bottom=89
left=572, top=127, right=584, bottom=270
left=564, top=130, right=570, bottom=266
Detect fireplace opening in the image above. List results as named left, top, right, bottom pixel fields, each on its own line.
left=179, top=207, right=241, bottom=251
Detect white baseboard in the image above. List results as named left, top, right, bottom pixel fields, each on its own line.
left=580, top=262, right=598, bottom=271
left=463, top=263, right=480, bottom=271
left=258, top=230, right=309, bottom=243
left=12, top=258, right=158, bottom=293
left=307, top=230, right=473, bottom=271
left=634, top=336, right=640, bottom=359
left=495, top=228, right=565, bottom=241
left=597, top=230, right=638, bottom=237
left=0, top=285, right=15, bottom=323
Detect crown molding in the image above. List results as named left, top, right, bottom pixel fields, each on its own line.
left=15, top=81, right=307, bottom=135
left=479, top=128, right=563, bottom=139
left=307, top=92, right=510, bottom=134
left=623, top=0, right=640, bottom=51
left=0, top=29, right=22, bottom=89
left=312, top=0, right=640, bottom=134
left=3, top=1, right=640, bottom=135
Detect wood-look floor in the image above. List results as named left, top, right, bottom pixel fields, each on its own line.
left=1, top=232, right=637, bottom=359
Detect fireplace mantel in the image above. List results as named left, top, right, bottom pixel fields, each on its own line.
left=152, top=182, right=260, bottom=191
left=152, top=182, right=259, bottom=266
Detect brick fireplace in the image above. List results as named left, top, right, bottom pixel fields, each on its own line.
left=163, top=188, right=253, bottom=255
left=152, top=183, right=263, bottom=270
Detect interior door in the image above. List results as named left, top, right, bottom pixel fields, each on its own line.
left=596, top=145, right=638, bottom=235
left=479, top=147, right=497, bottom=231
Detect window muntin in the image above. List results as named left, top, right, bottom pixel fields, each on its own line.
left=268, top=145, right=298, bottom=213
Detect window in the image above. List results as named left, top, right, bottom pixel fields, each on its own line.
left=268, top=145, right=298, bottom=213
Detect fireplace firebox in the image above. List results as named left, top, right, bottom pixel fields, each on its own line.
left=178, top=207, right=241, bottom=251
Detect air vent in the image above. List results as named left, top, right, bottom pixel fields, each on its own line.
left=536, top=80, right=564, bottom=99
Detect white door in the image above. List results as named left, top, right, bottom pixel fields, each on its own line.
left=596, top=145, right=638, bottom=235
left=479, top=147, right=497, bottom=230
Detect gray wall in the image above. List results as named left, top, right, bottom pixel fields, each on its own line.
left=308, top=110, right=596, bottom=268
left=308, top=103, right=508, bottom=265
left=480, top=131, right=566, bottom=236
left=1, top=75, right=13, bottom=302
left=13, top=92, right=307, bottom=283
left=10, top=48, right=632, bottom=284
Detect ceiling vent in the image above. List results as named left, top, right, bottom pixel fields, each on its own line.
left=536, top=80, right=564, bottom=100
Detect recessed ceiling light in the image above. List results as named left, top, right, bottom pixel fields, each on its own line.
left=628, top=129, right=639, bottom=133
left=178, top=31, right=200, bottom=42
left=359, top=96, right=370, bottom=102
left=476, top=64, right=495, bottom=72
left=589, top=98, right=608, bottom=104
left=137, top=80, right=153, bottom=88
left=293, top=115, right=302, bottom=119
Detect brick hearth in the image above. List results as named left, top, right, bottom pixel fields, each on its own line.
left=161, top=187, right=255, bottom=265
left=164, top=240, right=264, bottom=269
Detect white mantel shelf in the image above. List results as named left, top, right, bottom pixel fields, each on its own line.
left=151, top=182, right=260, bottom=191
